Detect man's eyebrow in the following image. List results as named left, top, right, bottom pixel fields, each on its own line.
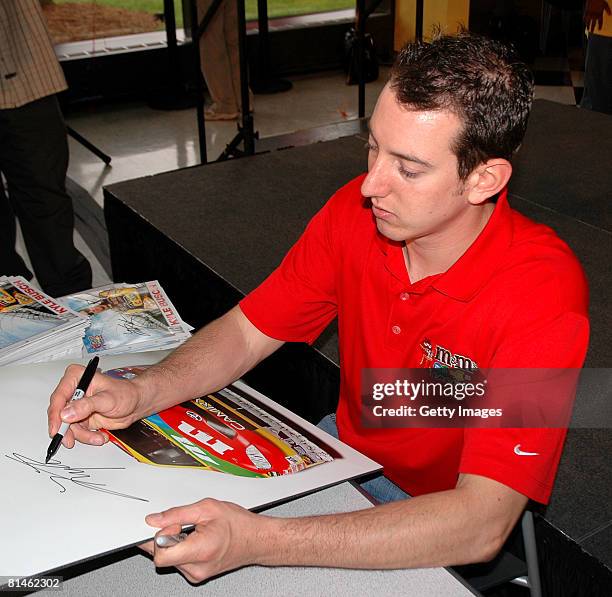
left=389, top=150, right=433, bottom=169
left=366, top=125, right=433, bottom=169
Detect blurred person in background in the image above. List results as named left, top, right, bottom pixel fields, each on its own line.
left=197, top=0, right=252, bottom=121
left=197, top=0, right=241, bottom=121
left=0, top=0, right=91, bottom=296
left=581, top=0, right=612, bottom=114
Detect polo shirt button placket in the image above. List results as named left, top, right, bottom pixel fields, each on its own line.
left=392, top=325, right=402, bottom=335
left=400, top=292, right=410, bottom=301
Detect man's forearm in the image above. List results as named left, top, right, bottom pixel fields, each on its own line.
left=131, top=306, right=283, bottom=419
left=253, top=479, right=524, bottom=569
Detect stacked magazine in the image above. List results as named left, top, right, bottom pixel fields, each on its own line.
left=0, top=276, right=89, bottom=366
left=61, top=281, right=192, bottom=356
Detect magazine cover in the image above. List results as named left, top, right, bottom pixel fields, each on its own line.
left=0, top=276, right=84, bottom=354
left=61, top=281, right=191, bottom=355
left=105, top=366, right=334, bottom=478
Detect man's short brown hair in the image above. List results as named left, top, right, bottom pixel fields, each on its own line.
left=390, top=31, right=534, bottom=180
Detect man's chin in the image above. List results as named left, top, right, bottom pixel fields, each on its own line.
left=375, top=220, right=409, bottom=243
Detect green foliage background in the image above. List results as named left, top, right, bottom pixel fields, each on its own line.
left=55, top=0, right=354, bottom=26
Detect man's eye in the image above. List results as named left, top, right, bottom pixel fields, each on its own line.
left=399, top=165, right=418, bottom=179
left=365, top=141, right=378, bottom=152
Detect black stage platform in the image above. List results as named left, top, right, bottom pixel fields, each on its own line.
left=104, top=100, right=612, bottom=594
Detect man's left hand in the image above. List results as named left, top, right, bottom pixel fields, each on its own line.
left=140, top=473, right=527, bottom=577
left=141, top=498, right=264, bottom=583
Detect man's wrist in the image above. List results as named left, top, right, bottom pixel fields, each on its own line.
left=249, top=515, right=289, bottom=567
left=129, top=375, right=157, bottom=422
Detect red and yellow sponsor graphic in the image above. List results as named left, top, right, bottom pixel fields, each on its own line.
left=105, top=367, right=333, bottom=478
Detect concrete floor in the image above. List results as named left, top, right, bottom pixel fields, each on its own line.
left=65, top=69, right=390, bottom=208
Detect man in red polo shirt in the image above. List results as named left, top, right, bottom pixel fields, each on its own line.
left=48, top=32, right=588, bottom=580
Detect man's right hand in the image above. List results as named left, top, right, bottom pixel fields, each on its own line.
left=45, top=306, right=284, bottom=450
left=47, top=364, right=145, bottom=448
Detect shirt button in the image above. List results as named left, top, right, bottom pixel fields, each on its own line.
left=400, top=292, right=410, bottom=301
left=392, top=325, right=401, bottom=335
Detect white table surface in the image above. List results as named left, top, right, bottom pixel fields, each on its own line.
left=35, top=481, right=478, bottom=597
left=0, top=353, right=379, bottom=578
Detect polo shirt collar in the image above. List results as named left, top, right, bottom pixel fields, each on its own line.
left=375, top=188, right=514, bottom=302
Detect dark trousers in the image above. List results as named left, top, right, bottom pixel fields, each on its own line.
left=0, top=94, right=91, bottom=296
left=581, top=33, right=612, bottom=115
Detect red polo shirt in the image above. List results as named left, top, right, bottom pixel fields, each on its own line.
left=240, top=174, right=589, bottom=504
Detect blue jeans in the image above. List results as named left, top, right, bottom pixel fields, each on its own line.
left=318, top=414, right=409, bottom=504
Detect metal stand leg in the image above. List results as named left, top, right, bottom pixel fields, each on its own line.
left=147, top=0, right=200, bottom=111
left=66, top=126, right=111, bottom=165
left=521, top=511, right=543, bottom=597
left=251, top=0, right=292, bottom=94
left=355, top=0, right=386, bottom=118
left=190, top=0, right=209, bottom=163
left=218, top=0, right=257, bottom=160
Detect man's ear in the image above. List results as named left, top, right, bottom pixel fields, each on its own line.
left=465, top=159, right=513, bottom=205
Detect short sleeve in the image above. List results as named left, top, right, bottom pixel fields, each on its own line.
left=240, top=200, right=338, bottom=344
left=460, top=309, right=590, bottom=504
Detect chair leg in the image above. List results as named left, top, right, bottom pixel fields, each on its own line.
left=522, top=511, right=543, bottom=597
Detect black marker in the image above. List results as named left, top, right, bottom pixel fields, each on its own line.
left=45, top=356, right=100, bottom=463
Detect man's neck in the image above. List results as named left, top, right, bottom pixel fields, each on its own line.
left=403, top=202, right=495, bottom=284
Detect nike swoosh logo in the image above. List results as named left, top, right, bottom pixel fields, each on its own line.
left=514, top=444, right=539, bottom=456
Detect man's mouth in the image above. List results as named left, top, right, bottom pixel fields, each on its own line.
left=372, top=205, right=393, bottom=219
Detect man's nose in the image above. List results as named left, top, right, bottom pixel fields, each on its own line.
left=361, top=158, right=389, bottom=199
